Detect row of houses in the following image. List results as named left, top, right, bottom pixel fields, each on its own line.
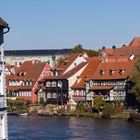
left=6, top=37, right=140, bottom=106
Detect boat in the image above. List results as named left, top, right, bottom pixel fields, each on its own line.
left=129, top=113, right=140, bottom=121
left=19, top=113, right=28, bottom=116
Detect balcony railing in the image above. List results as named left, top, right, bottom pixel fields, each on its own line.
left=0, top=96, right=6, bottom=108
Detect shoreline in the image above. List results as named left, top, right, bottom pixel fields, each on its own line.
left=8, top=111, right=131, bottom=121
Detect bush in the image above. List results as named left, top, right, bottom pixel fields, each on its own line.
left=75, top=103, right=89, bottom=113
left=39, top=97, right=45, bottom=106
left=93, top=96, right=105, bottom=112
left=7, top=98, right=30, bottom=113
left=102, top=103, right=115, bottom=118
left=114, top=102, right=124, bottom=113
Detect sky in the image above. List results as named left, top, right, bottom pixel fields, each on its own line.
left=1, top=0, right=140, bottom=50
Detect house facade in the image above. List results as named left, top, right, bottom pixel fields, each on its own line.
left=37, top=53, right=88, bottom=104
left=71, top=57, right=102, bottom=103
left=0, top=17, right=10, bottom=140
left=86, top=59, right=134, bottom=102
left=6, top=60, right=52, bottom=103
left=71, top=56, right=134, bottom=104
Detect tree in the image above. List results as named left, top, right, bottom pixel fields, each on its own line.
left=71, top=44, right=84, bottom=53
left=102, top=103, right=115, bottom=118
left=131, top=56, right=140, bottom=102
left=56, top=56, right=66, bottom=67
left=93, top=96, right=105, bottom=112
left=72, top=44, right=99, bottom=57
left=40, top=97, right=45, bottom=106
left=85, top=49, right=99, bottom=57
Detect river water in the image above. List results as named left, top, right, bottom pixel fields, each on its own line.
left=8, top=116, right=140, bottom=140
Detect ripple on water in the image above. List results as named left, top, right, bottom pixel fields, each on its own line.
left=8, top=116, right=140, bottom=140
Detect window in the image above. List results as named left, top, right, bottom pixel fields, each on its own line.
left=52, top=81, right=56, bottom=87
left=119, top=69, right=125, bottom=75
left=29, top=81, right=32, bottom=86
left=46, top=81, right=51, bottom=87
left=47, top=60, right=50, bottom=65
left=53, top=93, right=57, bottom=98
left=28, top=91, right=31, bottom=96
left=26, top=81, right=29, bottom=86
left=19, top=62, right=21, bottom=65
left=109, top=69, right=115, bottom=75
left=22, top=81, right=24, bottom=86
left=99, top=70, right=104, bottom=76
left=47, top=93, right=52, bottom=98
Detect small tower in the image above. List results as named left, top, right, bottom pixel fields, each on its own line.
left=0, top=17, right=10, bottom=140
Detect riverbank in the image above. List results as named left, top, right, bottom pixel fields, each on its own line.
left=7, top=98, right=138, bottom=121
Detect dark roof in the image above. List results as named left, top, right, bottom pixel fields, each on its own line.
left=5, top=48, right=72, bottom=56
left=0, top=17, right=8, bottom=28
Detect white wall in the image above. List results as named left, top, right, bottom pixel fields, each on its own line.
left=5, top=54, right=64, bottom=67
left=64, top=55, right=87, bottom=74
left=68, top=64, right=87, bottom=98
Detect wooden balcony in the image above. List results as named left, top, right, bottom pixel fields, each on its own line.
left=73, top=96, right=85, bottom=102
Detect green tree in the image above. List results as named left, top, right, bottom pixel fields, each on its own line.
left=40, top=97, right=45, bottom=106
left=131, top=56, right=140, bottom=102
left=93, top=96, right=105, bottom=111
left=71, top=44, right=84, bottom=53
left=102, top=103, right=115, bottom=118
left=85, top=49, right=99, bottom=57
left=56, top=56, right=66, bottom=67
left=72, top=44, right=99, bottom=57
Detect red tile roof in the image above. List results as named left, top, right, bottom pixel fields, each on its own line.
left=90, top=60, right=134, bottom=80
left=100, top=37, right=140, bottom=58
left=41, top=62, right=87, bottom=81
left=58, top=62, right=87, bottom=79
left=6, top=61, right=47, bottom=90
left=59, top=53, right=87, bottom=72
left=71, top=57, right=102, bottom=89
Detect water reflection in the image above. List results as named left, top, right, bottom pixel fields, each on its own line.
left=8, top=116, right=140, bottom=140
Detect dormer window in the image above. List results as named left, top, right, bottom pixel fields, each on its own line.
left=109, top=69, right=115, bottom=75
left=119, top=69, right=125, bottom=75
left=99, top=69, right=104, bottom=76
left=21, top=73, right=24, bottom=76
left=19, top=72, right=26, bottom=76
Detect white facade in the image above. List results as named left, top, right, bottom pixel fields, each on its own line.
left=0, top=17, right=9, bottom=140
left=5, top=50, right=70, bottom=67
left=64, top=55, right=87, bottom=74
left=0, top=44, right=8, bottom=140
left=69, top=64, right=87, bottom=98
